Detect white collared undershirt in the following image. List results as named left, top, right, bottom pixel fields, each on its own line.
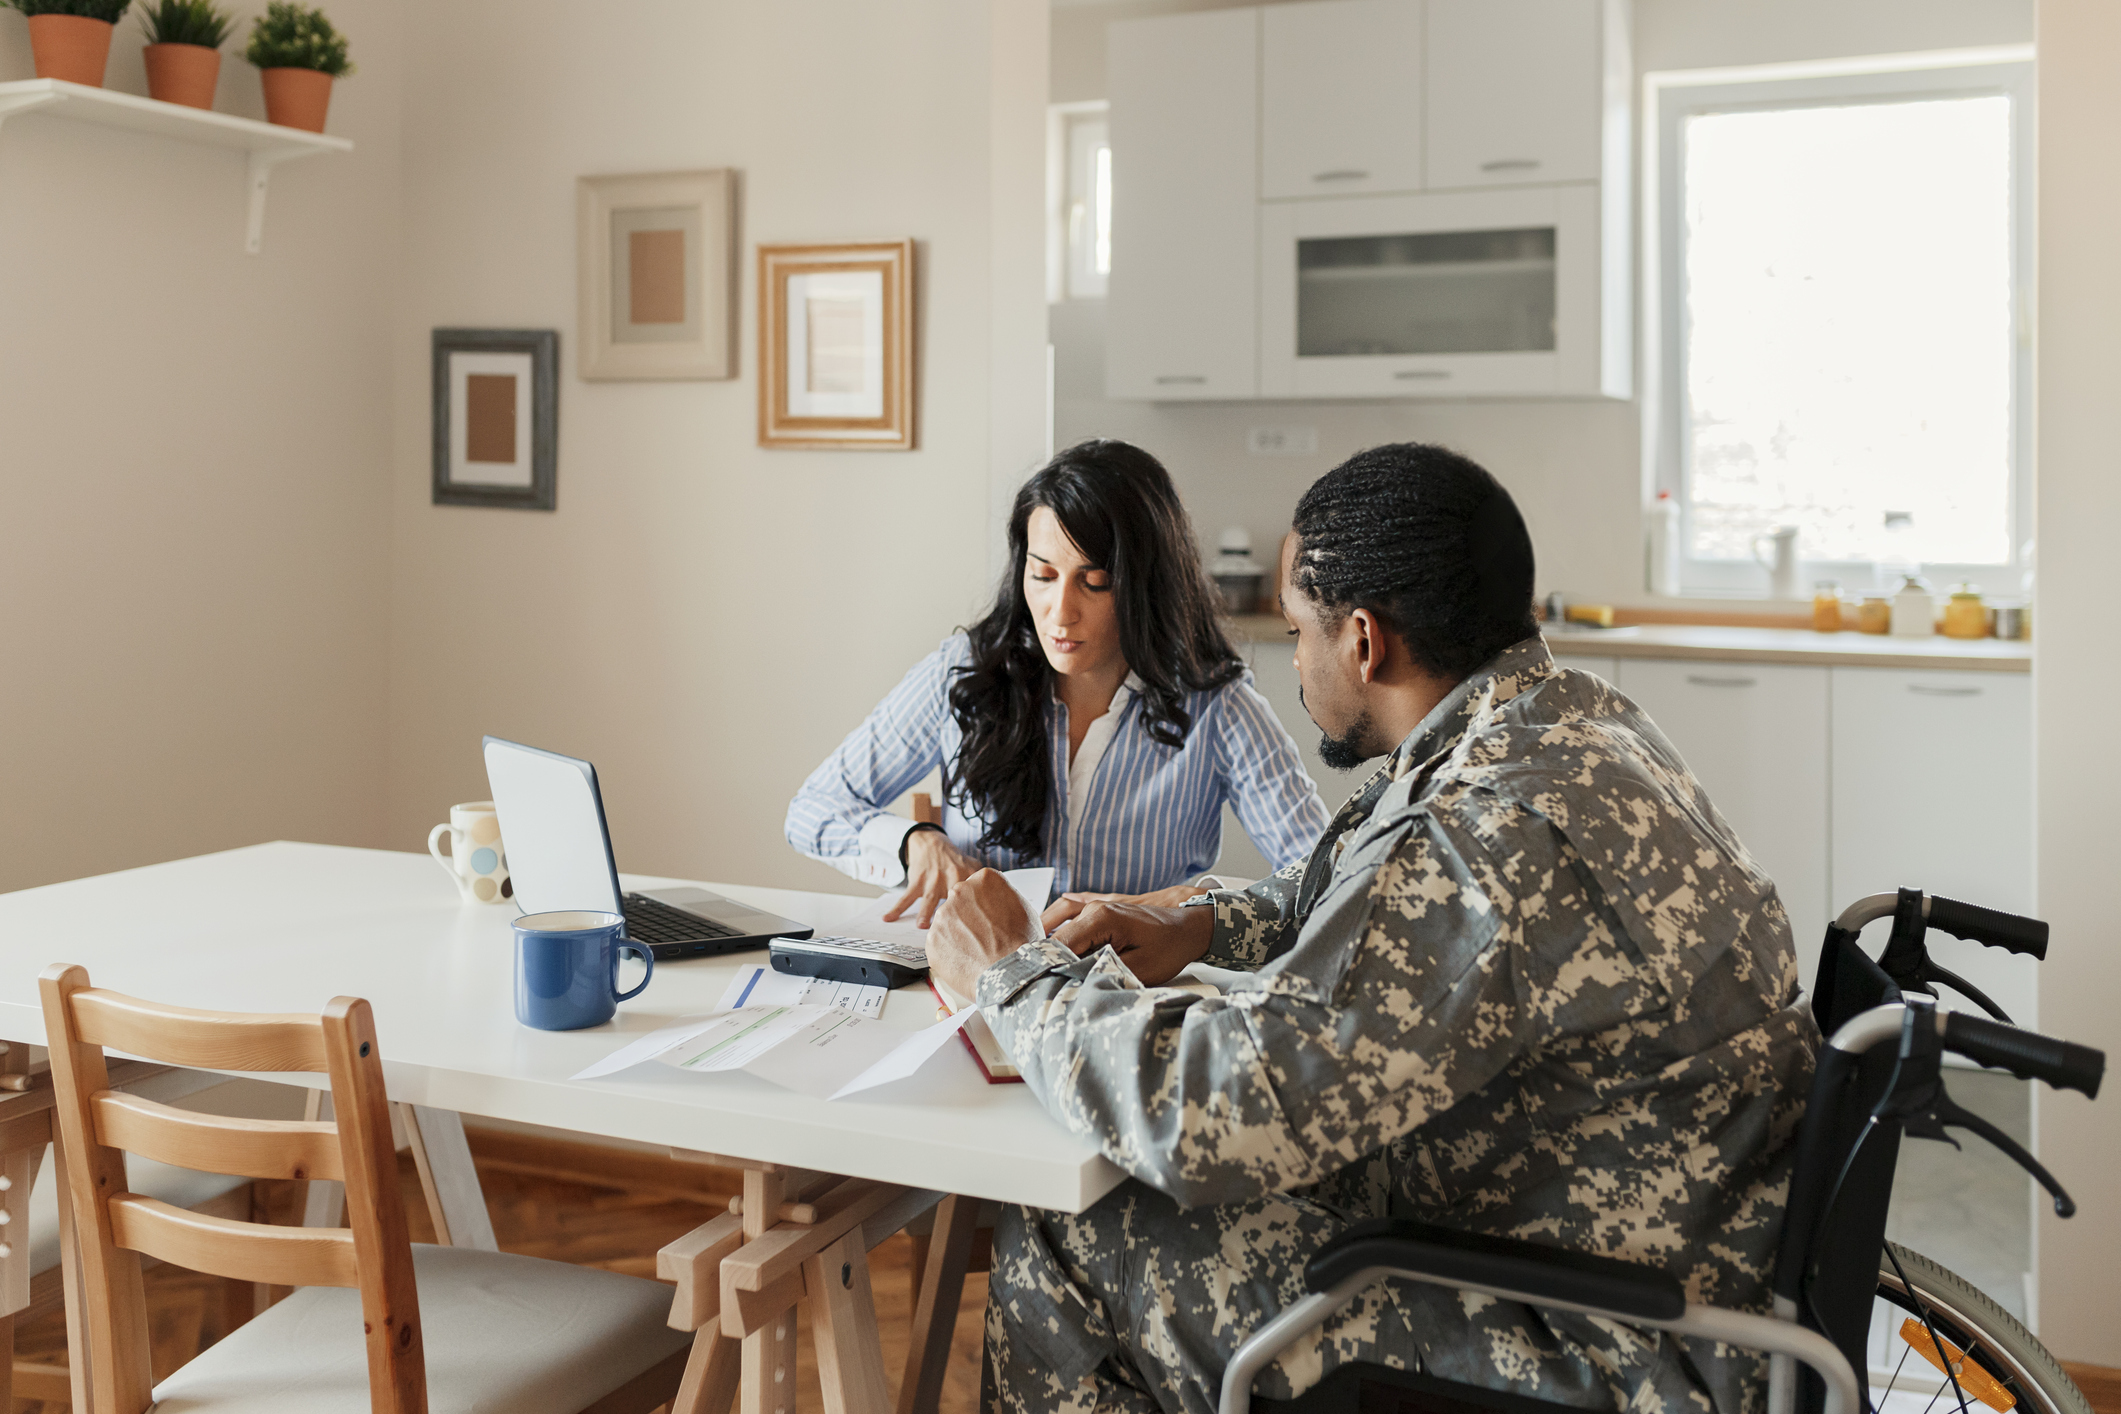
left=1064, top=673, right=1142, bottom=856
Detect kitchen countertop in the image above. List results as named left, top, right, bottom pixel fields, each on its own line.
left=1227, top=617, right=2031, bottom=673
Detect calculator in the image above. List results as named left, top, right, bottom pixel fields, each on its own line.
left=768, top=934, right=931, bottom=989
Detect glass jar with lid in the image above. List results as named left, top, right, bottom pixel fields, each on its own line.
left=1941, top=584, right=1990, bottom=639
left=1812, top=580, right=1843, bottom=633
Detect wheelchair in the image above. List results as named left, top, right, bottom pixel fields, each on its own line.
left=1222, top=888, right=2106, bottom=1414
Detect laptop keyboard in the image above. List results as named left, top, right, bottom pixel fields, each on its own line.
left=622, top=893, right=743, bottom=944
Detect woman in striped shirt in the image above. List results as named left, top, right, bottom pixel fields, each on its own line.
left=785, top=440, right=1328, bottom=926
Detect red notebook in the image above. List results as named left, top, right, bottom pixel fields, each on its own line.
left=926, top=977, right=1023, bottom=1084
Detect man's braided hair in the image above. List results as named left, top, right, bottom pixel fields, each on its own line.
left=1290, top=442, right=1539, bottom=679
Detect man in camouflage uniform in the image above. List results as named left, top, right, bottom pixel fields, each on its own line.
left=927, top=443, right=1819, bottom=1414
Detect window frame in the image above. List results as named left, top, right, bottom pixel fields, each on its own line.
left=1047, top=101, right=1112, bottom=303
left=1644, top=50, right=2035, bottom=598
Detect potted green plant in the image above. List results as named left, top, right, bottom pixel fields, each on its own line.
left=4, top=0, right=132, bottom=86
left=243, top=0, right=350, bottom=133
left=138, top=0, right=230, bottom=109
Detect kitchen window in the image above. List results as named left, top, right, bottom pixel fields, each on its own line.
left=1647, top=52, right=2033, bottom=597
left=1049, top=103, right=1112, bottom=301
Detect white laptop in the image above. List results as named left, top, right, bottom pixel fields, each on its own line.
left=481, top=737, right=813, bottom=961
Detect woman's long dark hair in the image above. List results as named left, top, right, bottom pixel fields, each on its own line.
left=947, top=440, right=1243, bottom=856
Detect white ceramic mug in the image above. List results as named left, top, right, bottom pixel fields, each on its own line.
left=428, top=801, right=511, bottom=904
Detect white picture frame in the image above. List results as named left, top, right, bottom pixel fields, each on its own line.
left=577, top=170, right=735, bottom=381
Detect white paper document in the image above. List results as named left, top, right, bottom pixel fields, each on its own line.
left=568, top=866, right=1050, bottom=1098
left=828, top=866, right=1057, bottom=951
left=571, top=994, right=980, bottom=1099
left=717, top=963, right=885, bottom=1018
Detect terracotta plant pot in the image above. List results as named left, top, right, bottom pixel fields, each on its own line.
left=143, top=43, right=220, bottom=109
left=25, top=14, right=114, bottom=86
left=259, top=66, right=332, bottom=132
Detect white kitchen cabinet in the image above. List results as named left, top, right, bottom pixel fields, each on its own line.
left=1830, top=668, right=2036, bottom=1030
left=1424, top=0, right=1615, bottom=190
left=1260, top=183, right=1614, bottom=397
left=1547, top=651, right=1618, bottom=683
left=1615, top=660, right=1833, bottom=984
left=1262, top=0, right=1425, bottom=200
left=1106, top=0, right=1630, bottom=404
left=1105, top=9, right=1259, bottom=401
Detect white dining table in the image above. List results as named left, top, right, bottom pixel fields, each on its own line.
left=0, top=840, right=1128, bottom=1413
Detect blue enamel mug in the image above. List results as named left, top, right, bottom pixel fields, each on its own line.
left=512, top=910, right=653, bottom=1030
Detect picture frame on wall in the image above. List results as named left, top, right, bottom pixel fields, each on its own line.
left=577, top=169, right=736, bottom=381
left=758, top=239, right=914, bottom=451
left=431, top=328, right=559, bottom=511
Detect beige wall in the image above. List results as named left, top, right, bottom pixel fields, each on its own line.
left=1049, top=0, right=2033, bottom=608
left=0, top=4, right=403, bottom=893
left=2033, top=0, right=2121, bottom=1364
left=382, top=0, right=1051, bottom=895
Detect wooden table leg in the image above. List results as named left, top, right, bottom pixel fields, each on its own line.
left=897, top=1193, right=980, bottom=1414
left=672, top=1327, right=743, bottom=1414
left=666, top=1149, right=944, bottom=1414
left=739, top=1169, right=799, bottom=1414
left=401, top=1104, right=498, bottom=1251
left=808, top=1226, right=891, bottom=1414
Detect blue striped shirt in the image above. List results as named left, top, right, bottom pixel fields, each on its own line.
left=785, top=634, right=1329, bottom=897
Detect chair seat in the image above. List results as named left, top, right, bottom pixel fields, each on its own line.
left=26, top=1145, right=250, bottom=1277
left=151, top=1243, right=690, bottom=1414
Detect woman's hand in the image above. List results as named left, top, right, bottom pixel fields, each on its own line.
left=1040, top=883, right=1206, bottom=932
left=884, top=829, right=982, bottom=928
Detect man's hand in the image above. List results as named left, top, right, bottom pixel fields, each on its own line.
left=1049, top=900, right=1213, bottom=987
left=1041, top=884, right=1205, bottom=932
left=927, top=869, right=1040, bottom=999
left=884, top=829, right=981, bottom=928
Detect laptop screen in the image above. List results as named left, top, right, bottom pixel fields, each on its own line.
left=481, top=737, right=625, bottom=917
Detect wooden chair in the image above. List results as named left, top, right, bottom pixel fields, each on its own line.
left=12, top=1140, right=258, bottom=1405
left=38, top=965, right=692, bottom=1414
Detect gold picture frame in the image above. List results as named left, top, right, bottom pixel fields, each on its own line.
left=758, top=239, right=914, bottom=450
left=577, top=170, right=735, bottom=381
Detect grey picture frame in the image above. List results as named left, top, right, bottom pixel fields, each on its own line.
left=432, top=328, right=559, bottom=511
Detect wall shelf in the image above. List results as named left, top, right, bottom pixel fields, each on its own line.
left=0, top=78, right=352, bottom=253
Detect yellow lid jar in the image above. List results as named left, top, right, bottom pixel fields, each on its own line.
left=1942, top=584, right=1990, bottom=640
left=1812, top=580, right=1844, bottom=633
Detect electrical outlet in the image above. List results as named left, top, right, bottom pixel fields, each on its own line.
left=1246, top=425, right=1318, bottom=456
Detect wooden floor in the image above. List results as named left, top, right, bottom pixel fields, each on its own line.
left=9, top=1133, right=2116, bottom=1414
left=10, top=1134, right=989, bottom=1413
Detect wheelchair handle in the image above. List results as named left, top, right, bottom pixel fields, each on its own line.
left=1925, top=895, right=2049, bottom=960
left=1832, top=891, right=2048, bottom=960
left=1943, top=1011, right=2104, bottom=1099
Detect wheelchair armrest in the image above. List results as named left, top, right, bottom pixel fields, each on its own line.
left=1303, top=1219, right=1686, bottom=1322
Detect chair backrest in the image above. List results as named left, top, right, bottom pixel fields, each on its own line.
left=1774, top=932, right=1908, bottom=1414
left=39, top=963, right=425, bottom=1414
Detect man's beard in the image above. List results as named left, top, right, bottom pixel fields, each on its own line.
left=1317, top=713, right=1377, bottom=771
left=1301, top=680, right=1379, bottom=770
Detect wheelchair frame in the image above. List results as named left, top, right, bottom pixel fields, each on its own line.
left=1217, top=890, right=2104, bottom=1414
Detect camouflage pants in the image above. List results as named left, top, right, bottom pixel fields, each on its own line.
left=980, top=1175, right=1749, bottom=1414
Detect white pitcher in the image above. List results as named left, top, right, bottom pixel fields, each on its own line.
left=1751, top=526, right=1802, bottom=601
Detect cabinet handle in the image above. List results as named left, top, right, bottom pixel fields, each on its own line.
left=1153, top=375, right=1207, bottom=385
left=1394, top=369, right=1450, bottom=380
left=1908, top=684, right=1983, bottom=698
left=1480, top=158, right=1541, bottom=172
left=1685, top=674, right=1758, bottom=688
left=1312, top=169, right=1370, bottom=182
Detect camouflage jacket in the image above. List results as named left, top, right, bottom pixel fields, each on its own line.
left=978, top=635, right=1818, bottom=1318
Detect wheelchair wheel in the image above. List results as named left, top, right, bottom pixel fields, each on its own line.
left=1872, top=1243, right=2090, bottom=1414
